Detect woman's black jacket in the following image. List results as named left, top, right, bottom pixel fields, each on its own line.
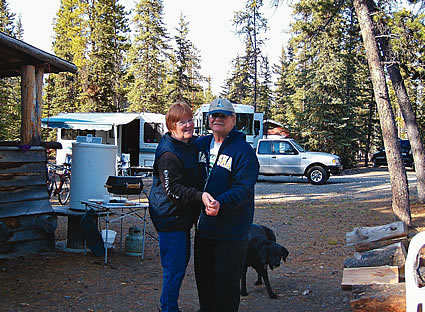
left=148, top=133, right=203, bottom=232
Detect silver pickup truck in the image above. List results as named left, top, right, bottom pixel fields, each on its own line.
left=256, top=138, right=343, bottom=184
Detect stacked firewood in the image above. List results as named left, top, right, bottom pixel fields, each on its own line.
left=342, top=221, right=408, bottom=312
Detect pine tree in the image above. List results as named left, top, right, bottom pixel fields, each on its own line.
left=84, top=0, right=130, bottom=112
left=44, top=0, right=88, bottom=119
left=257, top=56, right=273, bottom=120
left=0, top=0, right=21, bottom=141
left=272, top=46, right=295, bottom=126
left=167, top=13, right=203, bottom=107
left=127, top=0, right=169, bottom=113
left=233, top=0, right=268, bottom=109
left=224, top=54, right=253, bottom=104
left=282, top=0, right=370, bottom=165
left=202, top=76, right=215, bottom=105
left=0, top=0, right=15, bottom=35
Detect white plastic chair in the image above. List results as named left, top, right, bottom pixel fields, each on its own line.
left=121, top=153, right=130, bottom=169
left=406, top=231, right=425, bottom=312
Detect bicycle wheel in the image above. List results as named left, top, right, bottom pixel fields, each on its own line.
left=47, top=172, right=55, bottom=198
left=58, top=176, right=71, bottom=205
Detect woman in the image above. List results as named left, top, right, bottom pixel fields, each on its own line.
left=149, top=101, right=214, bottom=312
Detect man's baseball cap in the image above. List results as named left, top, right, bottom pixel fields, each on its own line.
left=208, top=98, right=235, bottom=116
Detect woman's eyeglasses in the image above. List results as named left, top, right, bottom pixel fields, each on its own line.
left=176, top=119, right=194, bottom=126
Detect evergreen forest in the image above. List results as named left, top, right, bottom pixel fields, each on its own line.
left=1, top=0, right=425, bottom=168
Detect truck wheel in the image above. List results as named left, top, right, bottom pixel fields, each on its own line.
left=307, top=166, right=328, bottom=185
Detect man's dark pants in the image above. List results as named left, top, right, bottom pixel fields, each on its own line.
left=194, top=231, right=248, bottom=312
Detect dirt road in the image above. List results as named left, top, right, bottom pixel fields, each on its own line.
left=1, top=168, right=423, bottom=311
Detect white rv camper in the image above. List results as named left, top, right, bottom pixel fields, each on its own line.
left=193, top=103, right=263, bottom=148
left=41, top=112, right=167, bottom=171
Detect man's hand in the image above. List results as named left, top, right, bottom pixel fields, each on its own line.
left=202, top=192, right=220, bottom=216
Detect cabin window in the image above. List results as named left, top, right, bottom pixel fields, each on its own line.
left=61, top=129, right=95, bottom=140
left=144, top=122, right=163, bottom=143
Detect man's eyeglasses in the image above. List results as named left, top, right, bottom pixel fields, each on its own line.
left=209, top=113, right=229, bottom=119
left=176, top=119, right=194, bottom=127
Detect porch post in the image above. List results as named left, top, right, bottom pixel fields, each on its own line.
left=20, top=65, right=44, bottom=145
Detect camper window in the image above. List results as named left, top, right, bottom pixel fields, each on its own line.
left=200, top=112, right=253, bottom=135
left=236, top=113, right=253, bottom=135
left=144, top=122, right=163, bottom=143
left=109, top=128, right=119, bottom=139
left=61, top=129, right=95, bottom=140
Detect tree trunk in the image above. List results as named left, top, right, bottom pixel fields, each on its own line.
left=353, top=0, right=411, bottom=225
left=366, top=0, right=425, bottom=204
left=365, top=94, right=375, bottom=167
left=386, top=64, right=425, bottom=203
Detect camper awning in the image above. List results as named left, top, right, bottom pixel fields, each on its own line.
left=41, top=113, right=142, bottom=131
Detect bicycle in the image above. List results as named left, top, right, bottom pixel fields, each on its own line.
left=47, top=163, right=71, bottom=205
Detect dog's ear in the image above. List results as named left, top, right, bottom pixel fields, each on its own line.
left=259, top=245, right=268, bottom=265
left=281, top=246, right=289, bottom=262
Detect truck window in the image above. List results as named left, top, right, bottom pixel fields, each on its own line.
left=278, top=142, right=297, bottom=155
left=258, top=141, right=271, bottom=154
left=144, top=122, right=163, bottom=143
left=61, top=129, right=95, bottom=140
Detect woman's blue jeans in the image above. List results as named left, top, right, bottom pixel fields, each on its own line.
left=158, top=231, right=190, bottom=312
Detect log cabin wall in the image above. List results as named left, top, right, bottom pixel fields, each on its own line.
left=0, top=31, right=77, bottom=258
left=0, top=145, right=57, bottom=258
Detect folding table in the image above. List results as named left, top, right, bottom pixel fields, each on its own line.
left=80, top=200, right=148, bottom=264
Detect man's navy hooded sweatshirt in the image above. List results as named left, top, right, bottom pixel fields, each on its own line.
left=195, top=128, right=259, bottom=241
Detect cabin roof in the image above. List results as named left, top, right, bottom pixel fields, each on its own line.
left=42, top=112, right=165, bottom=131
left=0, top=31, right=77, bottom=78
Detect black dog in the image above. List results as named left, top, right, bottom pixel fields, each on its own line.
left=241, top=224, right=289, bottom=299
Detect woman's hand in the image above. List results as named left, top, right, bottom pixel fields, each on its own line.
left=202, top=192, right=220, bottom=216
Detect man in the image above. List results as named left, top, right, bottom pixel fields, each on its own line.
left=194, top=98, right=259, bottom=312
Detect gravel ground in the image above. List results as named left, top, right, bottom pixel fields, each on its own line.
left=0, top=167, right=424, bottom=312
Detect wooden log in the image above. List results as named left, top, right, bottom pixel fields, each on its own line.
left=5, top=228, right=51, bottom=243
left=354, top=236, right=408, bottom=252
left=0, top=173, right=46, bottom=188
left=0, top=222, right=9, bottom=241
left=346, top=221, right=408, bottom=246
left=0, top=199, right=53, bottom=219
left=0, top=147, right=46, bottom=163
left=344, top=242, right=407, bottom=268
left=341, top=266, right=399, bottom=290
left=0, top=141, right=61, bottom=149
left=53, top=208, right=92, bottom=249
left=0, top=162, right=46, bottom=174
left=35, top=66, right=43, bottom=143
left=67, top=215, right=85, bottom=249
left=21, top=65, right=39, bottom=145
left=0, top=237, right=53, bottom=259
left=34, top=215, right=57, bottom=234
left=350, top=284, right=406, bottom=312
left=41, top=142, right=62, bottom=150
left=0, top=184, right=48, bottom=204
left=1, top=213, right=55, bottom=231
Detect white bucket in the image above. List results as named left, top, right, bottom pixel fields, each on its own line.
left=101, top=230, right=117, bottom=249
